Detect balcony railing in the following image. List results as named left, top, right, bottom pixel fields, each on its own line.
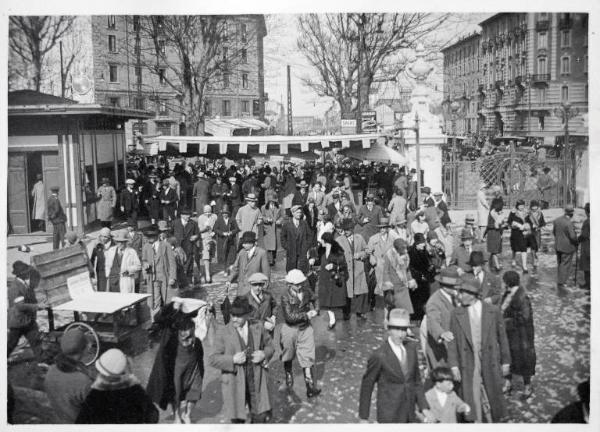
left=536, top=20, right=549, bottom=31
left=531, top=74, right=551, bottom=83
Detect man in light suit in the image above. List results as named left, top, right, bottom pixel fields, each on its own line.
left=141, top=225, right=177, bottom=316
left=552, top=204, right=578, bottom=295
left=104, top=230, right=142, bottom=293
left=423, top=267, right=460, bottom=373
left=227, top=231, right=270, bottom=296
left=359, top=308, right=434, bottom=423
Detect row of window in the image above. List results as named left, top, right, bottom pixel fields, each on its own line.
left=205, top=99, right=260, bottom=116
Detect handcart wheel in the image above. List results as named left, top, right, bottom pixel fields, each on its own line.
left=64, top=322, right=100, bottom=366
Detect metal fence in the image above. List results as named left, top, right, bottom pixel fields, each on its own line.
left=443, top=147, right=575, bottom=210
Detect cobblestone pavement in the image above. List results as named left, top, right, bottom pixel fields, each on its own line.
left=8, top=223, right=590, bottom=424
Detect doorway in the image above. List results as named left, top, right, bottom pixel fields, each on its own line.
left=27, top=152, right=45, bottom=232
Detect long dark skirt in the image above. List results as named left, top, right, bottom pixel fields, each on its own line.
left=409, top=282, right=430, bottom=321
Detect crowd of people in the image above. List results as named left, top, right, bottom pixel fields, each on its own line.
left=7, top=156, right=591, bottom=424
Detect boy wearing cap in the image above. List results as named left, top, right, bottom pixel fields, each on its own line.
left=279, top=269, right=321, bottom=398
left=209, top=296, right=275, bottom=423
left=359, top=308, right=433, bottom=423
left=447, top=274, right=511, bottom=423
left=280, top=205, right=311, bottom=273
left=425, top=366, right=470, bottom=423
left=44, top=328, right=94, bottom=423
left=228, top=231, right=270, bottom=296
left=76, top=349, right=158, bottom=423
left=47, top=186, right=67, bottom=249
left=120, top=179, right=139, bottom=228
left=244, top=273, right=277, bottom=331
left=97, top=177, right=117, bottom=229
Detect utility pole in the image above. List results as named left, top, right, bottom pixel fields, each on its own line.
left=356, top=14, right=365, bottom=134
left=415, top=112, right=421, bottom=199
left=60, top=41, right=65, bottom=98
left=287, top=65, right=293, bottom=135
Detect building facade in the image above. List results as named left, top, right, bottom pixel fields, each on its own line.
left=17, top=15, right=267, bottom=141
left=442, top=12, right=588, bottom=142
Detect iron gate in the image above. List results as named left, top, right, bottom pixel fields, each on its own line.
left=443, top=146, right=577, bottom=210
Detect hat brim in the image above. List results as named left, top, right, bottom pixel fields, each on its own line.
left=434, top=275, right=460, bottom=286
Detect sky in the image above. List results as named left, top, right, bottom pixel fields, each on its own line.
left=263, top=13, right=490, bottom=117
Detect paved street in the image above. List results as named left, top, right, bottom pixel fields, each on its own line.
left=7, top=218, right=590, bottom=424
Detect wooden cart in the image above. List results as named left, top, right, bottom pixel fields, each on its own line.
left=31, top=243, right=150, bottom=365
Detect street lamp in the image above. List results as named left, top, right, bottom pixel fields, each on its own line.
left=553, top=102, right=579, bottom=205
left=441, top=93, right=469, bottom=206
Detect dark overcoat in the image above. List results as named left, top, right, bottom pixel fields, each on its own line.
left=314, top=246, right=348, bottom=308
left=447, top=302, right=511, bottom=422
left=358, top=341, right=429, bottom=423
left=502, top=286, right=536, bottom=378
left=280, top=219, right=311, bottom=273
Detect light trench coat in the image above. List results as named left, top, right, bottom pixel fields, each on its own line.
left=104, top=246, right=142, bottom=293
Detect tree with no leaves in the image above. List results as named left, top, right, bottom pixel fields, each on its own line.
left=135, top=15, right=262, bottom=135
left=9, top=16, right=75, bottom=92
left=296, top=13, right=450, bottom=114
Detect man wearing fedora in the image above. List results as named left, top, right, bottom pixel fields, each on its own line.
left=226, top=175, right=243, bottom=218
left=228, top=231, right=271, bottom=296
left=423, top=267, right=460, bottom=373
left=44, top=328, right=94, bottom=423
left=281, top=204, right=311, bottom=273
left=141, top=225, right=177, bottom=317
left=97, top=177, right=117, bottom=229
left=173, top=208, right=200, bottom=287
left=193, top=171, right=210, bottom=215
left=47, top=185, right=67, bottom=250
left=244, top=273, right=277, bottom=332
left=366, top=217, right=396, bottom=309
left=209, top=296, right=275, bottom=423
left=553, top=204, right=579, bottom=294
left=161, top=179, right=179, bottom=223
left=451, top=228, right=478, bottom=275
left=236, top=193, right=263, bottom=241
left=279, top=269, right=321, bottom=398
left=468, top=251, right=502, bottom=306
left=447, top=274, right=511, bottom=423
left=337, top=217, right=370, bottom=317
left=76, top=348, right=158, bottom=423
left=104, top=230, right=142, bottom=293
left=8, top=261, right=46, bottom=360
left=359, top=308, right=433, bottom=423
left=356, top=192, right=384, bottom=242
left=293, top=180, right=310, bottom=206
left=214, top=204, right=240, bottom=273
left=120, top=178, right=139, bottom=229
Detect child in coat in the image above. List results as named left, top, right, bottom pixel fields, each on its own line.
left=424, top=367, right=470, bottom=423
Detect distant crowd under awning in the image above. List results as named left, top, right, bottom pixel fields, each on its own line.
left=144, top=134, right=406, bottom=163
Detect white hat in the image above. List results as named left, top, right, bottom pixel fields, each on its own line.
left=99, top=227, right=112, bottom=238
left=95, top=348, right=129, bottom=378
left=125, top=178, right=135, bottom=185
left=386, top=308, right=412, bottom=328
left=285, top=269, right=306, bottom=284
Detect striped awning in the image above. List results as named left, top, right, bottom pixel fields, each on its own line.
left=144, top=134, right=384, bottom=159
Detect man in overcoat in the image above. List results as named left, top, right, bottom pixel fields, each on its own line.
left=423, top=267, right=460, bottom=373
left=336, top=218, right=369, bottom=317
left=447, top=273, right=511, bottom=423
left=141, top=225, right=177, bottom=317
left=552, top=204, right=578, bottom=294
left=160, top=179, right=179, bottom=223
left=213, top=205, right=240, bottom=272
left=120, top=178, right=139, bottom=228
left=209, top=296, right=275, bottom=423
left=467, top=251, right=502, bottom=306
left=173, top=208, right=200, bottom=288
left=356, top=193, right=384, bottom=241
left=280, top=205, right=311, bottom=273
left=47, top=185, right=67, bottom=250
left=192, top=172, right=210, bottom=214
left=227, top=231, right=271, bottom=296
left=243, top=273, right=276, bottom=332
left=359, top=308, right=433, bottom=423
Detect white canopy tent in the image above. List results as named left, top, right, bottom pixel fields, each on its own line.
left=339, top=140, right=407, bottom=165
left=144, top=134, right=393, bottom=160
left=204, top=118, right=269, bottom=136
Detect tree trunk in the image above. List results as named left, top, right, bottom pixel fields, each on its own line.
left=33, top=57, right=42, bottom=92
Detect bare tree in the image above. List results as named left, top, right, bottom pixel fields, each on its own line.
left=297, top=13, right=450, bottom=114
left=134, top=15, right=260, bottom=135
left=9, top=16, right=75, bottom=92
